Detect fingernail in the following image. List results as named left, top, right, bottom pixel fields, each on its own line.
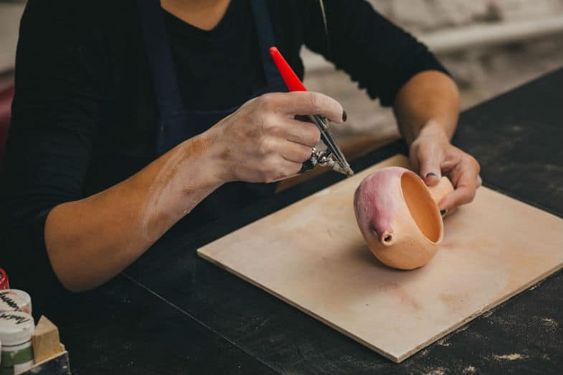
left=426, top=172, right=438, bottom=179
left=342, top=110, right=347, bottom=122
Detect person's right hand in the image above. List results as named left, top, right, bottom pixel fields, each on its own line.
left=206, top=92, right=345, bottom=183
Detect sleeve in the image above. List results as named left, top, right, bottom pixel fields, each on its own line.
left=303, top=0, right=449, bottom=107
left=0, top=0, right=102, bottom=297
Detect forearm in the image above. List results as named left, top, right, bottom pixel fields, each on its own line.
left=393, top=70, right=460, bottom=145
left=44, top=132, right=225, bottom=292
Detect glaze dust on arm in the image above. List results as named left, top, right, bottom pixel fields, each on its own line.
left=44, top=132, right=225, bottom=292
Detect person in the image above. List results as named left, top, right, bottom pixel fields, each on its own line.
left=0, top=0, right=480, bottom=295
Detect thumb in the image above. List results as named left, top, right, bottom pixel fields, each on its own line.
left=418, top=149, right=442, bottom=187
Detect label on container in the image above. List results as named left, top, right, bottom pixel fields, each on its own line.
left=0, top=291, right=31, bottom=315
left=0, top=312, right=34, bottom=347
left=0, top=311, right=34, bottom=375
left=1, top=343, right=33, bottom=367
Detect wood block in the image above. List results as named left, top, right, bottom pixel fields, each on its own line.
left=198, top=154, right=563, bottom=362
left=32, top=316, right=64, bottom=364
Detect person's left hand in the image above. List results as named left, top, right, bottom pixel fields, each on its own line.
left=409, top=124, right=481, bottom=211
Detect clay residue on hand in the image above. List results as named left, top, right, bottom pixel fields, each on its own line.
left=140, top=136, right=219, bottom=242
left=141, top=147, right=187, bottom=241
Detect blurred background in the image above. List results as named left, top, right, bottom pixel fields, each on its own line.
left=1, top=0, right=563, bottom=160
left=301, top=0, right=563, bottom=155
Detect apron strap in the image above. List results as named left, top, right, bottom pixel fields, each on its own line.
left=250, top=0, right=287, bottom=91
left=137, top=0, right=185, bottom=119
left=137, top=0, right=285, bottom=155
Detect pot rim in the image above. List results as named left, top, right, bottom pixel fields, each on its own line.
left=398, top=169, right=444, bottom=245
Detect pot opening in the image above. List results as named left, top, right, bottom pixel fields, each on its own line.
left=400, top=172, right=442, bottom=243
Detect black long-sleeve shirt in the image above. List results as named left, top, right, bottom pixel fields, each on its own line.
left=0, top=0, right=447, bottom=296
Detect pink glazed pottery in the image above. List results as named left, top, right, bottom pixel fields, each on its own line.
left=354, top=167, right=454, bottom=270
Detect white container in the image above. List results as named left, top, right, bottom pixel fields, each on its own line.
left=0, top=290, right=32, bottom=315
left=0, top=311, right=34, bottom=374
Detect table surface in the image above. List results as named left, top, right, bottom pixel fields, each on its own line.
left=43, top=68, right=563, bottom=374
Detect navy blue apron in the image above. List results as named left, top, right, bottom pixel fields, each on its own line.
left=137, top=0, right=286, bottom=226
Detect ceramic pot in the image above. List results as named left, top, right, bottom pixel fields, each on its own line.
left=354, top=167, right=454, bottom=270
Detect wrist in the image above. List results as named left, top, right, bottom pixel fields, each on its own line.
left=413, top=120, right=451, bottom=145
left=182, top=128, right=231, bottom=186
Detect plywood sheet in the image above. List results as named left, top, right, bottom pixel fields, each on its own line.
left=198, top=155, right=563, bottom=362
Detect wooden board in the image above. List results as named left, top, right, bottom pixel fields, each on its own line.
left=197, top=155, right=563, bottom=363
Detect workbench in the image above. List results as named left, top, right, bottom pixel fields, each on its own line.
left=41, top=68, right=563, bottom=374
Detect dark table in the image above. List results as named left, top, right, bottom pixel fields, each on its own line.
left=44, top=68, right=563, bottom=374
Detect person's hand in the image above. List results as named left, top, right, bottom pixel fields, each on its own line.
left=207, top=92, right=345, bottom=183
left=409, top=122, right=481, bottom=211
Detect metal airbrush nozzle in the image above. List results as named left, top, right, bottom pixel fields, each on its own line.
left=307, top=115, right=354, bottom=177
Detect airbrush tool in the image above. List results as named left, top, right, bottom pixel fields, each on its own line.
left=269, top=47, right=354, bottom=176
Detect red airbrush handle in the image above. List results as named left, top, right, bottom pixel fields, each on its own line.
left=269, top=47, right=307, bottom=92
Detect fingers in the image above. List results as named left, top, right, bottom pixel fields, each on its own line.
left=254, top=92, right=341, bottom=147
left=418, top=147, right=444, bottom=187
left=267, top=155, right=303, bottom=182
left=262, top=92, right=345, bottom=124
left=282, top=119, right=320, bottom=147
left=279, top=141, right=314, bottom=164
left=258, top=138, right=311, bottom=177
left=278, top=158, right=303, bottom=180
left=439, top=156, right=481, bottom=210
left=412, top=138, right=446, bottom=187
left=225, top=92, right=344, bottom=183
left=410, top=134, right=481, bottom=210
